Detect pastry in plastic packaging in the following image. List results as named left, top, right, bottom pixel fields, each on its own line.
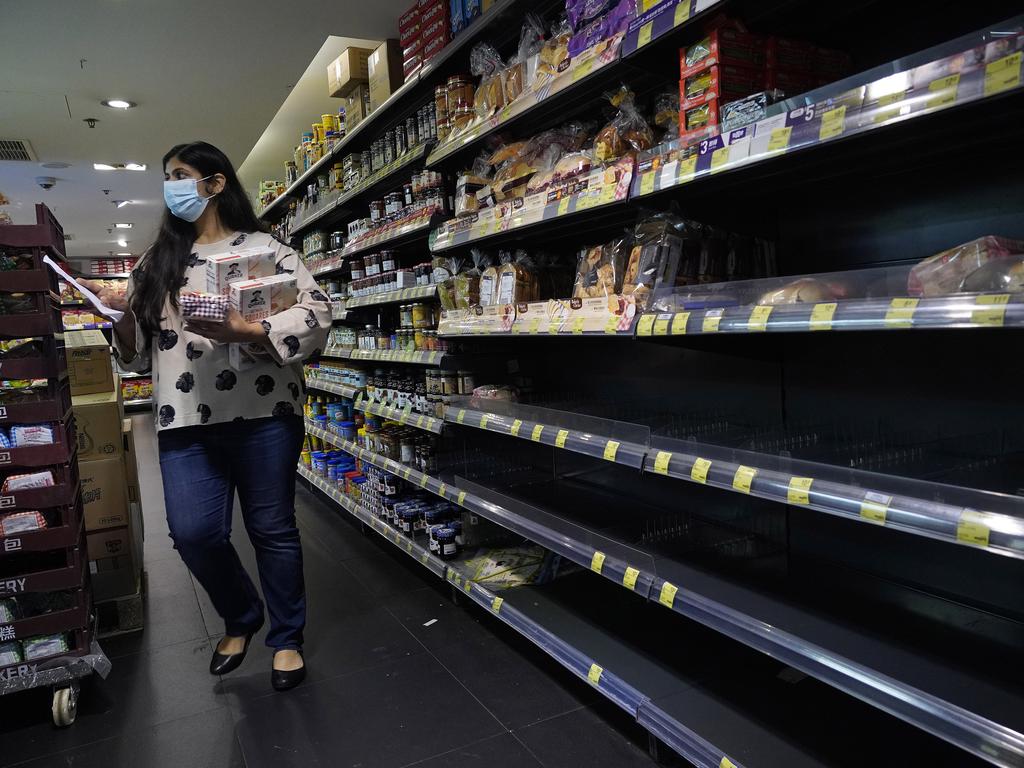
left=488, top=142, right=529, bottom=166
left=720, top=90, right=785, bottom=133
left=623, top=214, right=685, bottom=307
left=594, top=90, right=653, bottom=163
left=959, top=254, right=1024, bottom=293
left=455, top=250, right=489, bottom=308
left=471, top=384, right=519, bottom=401
left=758, top=277, right=842, bottom=305
left=497, top=250, right=539, bottom=304
left=437, top=256, right=466, bottom=310
left=1, top=470, right=55, bottom=492
left=505, top=14, right=545, bottom=102
left=907, top=236, right=1024, bottom=296
left=470, top=43, right=504, bottom=119
left=493, top=159, right=537, bottom=200
left=573, top=236, right=628, bottom=299
left=479, top=262, right=500, bottom=306
left=536, top=19, right=571, bottom=81
left=0, top=510, right=47, bottom=535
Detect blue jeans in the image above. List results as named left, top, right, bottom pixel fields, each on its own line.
left=158, top=416, right=306, bottom=650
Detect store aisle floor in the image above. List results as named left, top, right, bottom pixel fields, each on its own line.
left=0, top=416, right=675, bottom=768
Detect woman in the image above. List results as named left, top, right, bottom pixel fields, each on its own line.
left=85, top=141, right=330, bottom=691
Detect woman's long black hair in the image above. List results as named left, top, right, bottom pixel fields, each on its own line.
left=132, top=141, right=265, bottom=344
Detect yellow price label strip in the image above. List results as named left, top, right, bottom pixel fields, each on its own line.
left=690, top=457, right=711, bottom=484
left=971, top=294, right=1010, bottom=326
left=511, top=419, right=523, bottom=437
left=984, top=51, right=1022, bottom=97
left=860, top=491, right=890, bottom=524
left=604, top=314, right=620, bottom=334
left=528, top=317, right=542, bottom=334
left=591, top=551, right=606, bottom=574
left=573, top=58, right=595, bottom=83
left=555, top=429, right=569, bottom=448
left=767, top=126, right=792, bottom=153
left=438, top=483, right=447, bottom=498
left=670, top=312, right=690, bottom=335
left=491, top=597, right=503, bottom=613
left=636, top=314, right=656, bottom=336
left=957, top=509, right=991, bottom=548
left=702, top=310, right=723, bottom=333
left=677, top=155, right=697, bottom=183
left=653, top=451, right=673, bottom=475
left=710, top=146, right=731, bottom=172
left=721, top=758, right=737, bottom=768
left=652, top=315, right=670, bottom=335
left=457, top=491, right=467, bottom=506
left=588, top=663, right=603, bottom=686
left=732, top=465, right=758, bottom=493
left=420, top=474, right=429, bottom=488
left=603, top=440, right=620, bottom=462
left=464, top=580, right=472, bottom=593
left=873, top=91, right=905, bottom=123
left=748, top=305, right=773, bottom=331
left=598, top=183, right=617, bottom=205
left=639, top=170, right=656, bottom=195
left=416, top=415, right=425, bottom=428
left=673, top=0, right=691, bottom=27
left=885, top=297, right=918, bottom=328
left=557, top=196, right=571, bottom=216
left=636, top=20, right=654, bottom=49
left=548, top=319, right=562, bottom=335
left=532, top=424, right=544, bottom=442
left=421, top=552, right=429, bottom=564
left=623, top=567, right=640, bottom=591
left=809, top=302, right=837, bottom=330
left=787, top=476, right=814, bottom=505
left=659, top=582, right=678, bottom=609
left=456, top=409, right=466, bottom=424
left=927, top=73, right=960, bottom=109
left=819, top=105, right=846, bottom=141
left=479, top=414, right=490, bottom=430
left=571, top=316, right=586, bottom=335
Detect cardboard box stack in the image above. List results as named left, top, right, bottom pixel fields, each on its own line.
left=368, top=40, right=406, bottom=112
left=328, top=46, right=373, bottom=99
left=71, top=342, right=144, bottom=602
left=419, top=0, right=450, bottom=69
left=400, top=2, right=423, bottom=79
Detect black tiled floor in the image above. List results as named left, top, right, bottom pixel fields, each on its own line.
left=0, top=416, right=670, bottom=768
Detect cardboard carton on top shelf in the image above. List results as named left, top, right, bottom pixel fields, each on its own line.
left=368, top=40, right=406, bottom=112
left=328, top=46, right=374, bottom=98
left=346, top=84, right=372, bottom=130
left=65, top=329, right=114, bottom=396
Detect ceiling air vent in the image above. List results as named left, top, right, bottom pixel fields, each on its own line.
left=63, top=234, right=75, bottom=241
left=0, top=140, right=38, bottom=162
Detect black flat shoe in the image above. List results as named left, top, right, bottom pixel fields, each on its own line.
left=209, top=623, right=262, bottom=676
left=271, top=653, right=306, bottom=692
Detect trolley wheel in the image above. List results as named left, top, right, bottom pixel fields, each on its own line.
left=52, top=685, right=78, bottom=727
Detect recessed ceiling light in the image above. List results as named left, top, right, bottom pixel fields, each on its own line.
left=115, top=252, right=133, bottom=256
left=93, top=163, right=116, bottom=170
left=113, top=200, right=131, bottom=208
left=113, top=223, right=133, bottom=229
left=124, top=163, right=146, bottom=171
left=117, top=238, right=128, bottom=247
left=101, top=99, right=136, bottom=109
left=40, top=161, right=72, bottom=169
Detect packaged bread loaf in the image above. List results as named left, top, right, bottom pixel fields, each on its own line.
left=907, top=236, right=1024, bottom=296
left=622, top=214, right=684, bottom=308
left=497, top=250, right=539, bottom=304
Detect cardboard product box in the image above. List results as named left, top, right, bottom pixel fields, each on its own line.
left=73, top=386, right=124, bottom=461
left=679, top=28, right=765, bottom=78
left=65, top=329, right=114, bottom=396
left=423, top=33, right=449, bottom=63
left=421, top=17, right=449, bottom=46
left=328, top=46, right=373, bottom=98
left=420, top=0, right=448, bottom=30
left=399, top=2, right=421, bottom=45
left=81, top=455, right=130, bottom=531
left=346, top=84, right=372, bottom=129
left=205, top=247, right=277, bottom=296
left=121, top=418, right=140, bottom=506
left=229, top=274, right=298, bottom=322
left=228, top=343, right=265, bottom=372
left=87, top=518, right=142, bottom=601
left=368, top=40, right=405, bottom=112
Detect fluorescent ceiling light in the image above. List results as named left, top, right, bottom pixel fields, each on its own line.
left=117, top=238, right=128, bottom=247
left=93, top=163, right=116, bottom=170
left=113, top=223, right=133, bottom=229
left=125, top=163, right=146, bottom=171
left=113, top=200, right=131, bottom=208
left=102, top=99, right=137, bottom=109
left=116, top=252, right=133, bottom=256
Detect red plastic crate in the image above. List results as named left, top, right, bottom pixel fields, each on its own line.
left=0, top=416, right=76, bottom=470
left=0, top=335, right=67, bottom=380
left=0, top=204, right=66, bottom=260
left=0, top=459, right=80, bottom=512
left=0, top=377, right=72, bottom=425
left=0, top=295, right=63, bottom=338
left=0, top=545, right=85, bottom=597
left=0, top=497, right=83, bottom=556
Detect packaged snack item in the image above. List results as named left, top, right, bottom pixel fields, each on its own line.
left=0, top=599, right=16, bottom=623
left=438, top=256, right=467, bottom=310
left=758, top=277, right=842, bottom=305
left=907, top=236, right=1024, bottom=296
left=653, top=91, right=680, bottom=135
left=623, top=214, right=685, bottom=307
left=455, top=250, right=489, bottom=308
left=492, top=158, right=537, bottom=200
left=205, top=247, right=277, bottom=295
left=497, top=250, right=539, bottom=304
left=573, top=239, right=625, bottom=299
left=470, top=43, right=504, bottom=119
left=505, top=14, right=545, bottom=102
left=472, top=384, right=518, bottom=400
left=179, top=292, right=230, bottom=323
left=720, top=89, right=784, bottom=132
left=0, top=293, right=36, bottom=315
left=959, top=254, right=1024, bottom=293
left=488, top=142, right=529, bottom=166
left=479, top=260, right=500, bottom=306
left=679, top=27, right=764, bottom=78
left=229, top=274, right=298, bottom=322
left=22, top=633, right=69, bottom=660
left=9, top=424, right=54, bottom=447
left=594, top=92, right=653, bottom=162
left=0, top=429, right=9, bottom=449
left=0, top=511, right=47, bottom=535
left=1, top=471, right=55, bottom=493
left=0, top=641, right=22, bottom=665
left=535, top=19, right=572, bottom=82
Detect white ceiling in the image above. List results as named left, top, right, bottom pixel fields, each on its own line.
left=0, top=0, right=404, bottom=260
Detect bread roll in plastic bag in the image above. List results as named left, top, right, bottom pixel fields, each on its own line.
left=907, top=236, right=1024, bottom=296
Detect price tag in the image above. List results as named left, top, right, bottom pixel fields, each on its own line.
left=809, top=302, right=837, bottom=331
left=438, top=483, right=447, bottom=498
left=548, top=319, right=562, bottom=335
left=710, top=147, right=730, bottom=172
left=420, top=474, right=429, bottom=488
left=860, top=491, right=890, bottom=524
left=456, top=409, right=466, bottom=424
left=557, top=196, right=571, bottom=217
left=659, top=581, right=678, bottom=609
left=673, top=0, right=690, bottom=27
left=571, top=316, right=586, bottom=335
left=748, top=305, right=772, bottom=331
left=511, top=419, right=523, bottom=437
left=623, top=567, right=640, bottom=590
left=885, top=297, right=918, bottom=327
left=603, top=440, right=620, bottom=462
left=767, top=127, right=792, bottom=153
left=457, top=491, right=467, bottom=506
left=653, top=451, right=672, bottom=475
left=479, top=414, right=490, bottom=430
left=639, top=171, right=656, bottom=195
left=528, top=317, right=542, bottom=334
left=421, top=552, right=429, bottom=564
left=971, top=294, right=1010, bottom=326
left=418, top=415, right=427, bottom=428
left=651, top=315, right=670, bottom=336
left=636, top=314, right=656, bottom=336
left=957, top=509, right=990, bottom=547
left=588, top=663, right=603, bottom=685
left=464, top=580, right=472, bottom=593
left=787, top=477, right=813, bottom=505
left=670, top=312, right=690, bottom=335
left=402, top=468, right=412, bottom=480
left=690, top=457, right=711, bottom=484
left=819, top=106, right=846, bottom=140
left=984, top=51, right=1022, bottom=97
left=732, top=465, right=758, bottom=493
left=532, top=425, right=544, bottom=442
left=677, top=155, right=697, bottom=183
left=598, top=183, right=617, bottom=205
left=721, top=758, right=737, bottom=768
left=555, top=429, right=569, bottom=448
left=702, top=309, right=723, bottom=333
left=573, top=58, right=595, bottom=83
left=927, top=74, right=960, bottom=109
left=604, top=315, right=620, bottom=334
left=590, top=551, right=606, bottom=574
left=636, top=21, right=653, bottom=49
left=406, top=541, right=413, bottom=553
left=491, top=597, right=503, bottom=613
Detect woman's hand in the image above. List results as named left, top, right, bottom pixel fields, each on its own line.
left=185, top=308, right=265, bottom=344
left=79, top=279, right=130, bottom=314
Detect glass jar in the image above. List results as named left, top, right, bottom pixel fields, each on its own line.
left=434, top=85, right=449, bottom=138
left=441, top=371, right=458, bottom=396
left=411, top=302, right=430, bottom=329
left=381, top=250, right=397, bottom=272
left=406, top=115, right=419, bottom=148
left=369, top=198, right=385, bottom=222
left=399, top=304, right=414, bottom=328
left=459, top=371, right=475, bottom=395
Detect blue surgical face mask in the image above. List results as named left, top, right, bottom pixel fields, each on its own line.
left=163, top=175, right=217, bottom=222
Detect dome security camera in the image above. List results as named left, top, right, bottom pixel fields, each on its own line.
left=35, top=176, right=57, bottom=190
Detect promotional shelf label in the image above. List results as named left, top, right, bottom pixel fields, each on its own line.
left=690, top=457, right=711, bottom=484
left=859, top=491, right=890, bottom=524
left=732, top=465, right=758, bottom=493
left=658, top=581, right=678, bottom=609
left=590, top=551, right=606, bottom=574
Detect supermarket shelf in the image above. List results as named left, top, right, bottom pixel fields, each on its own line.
left=336, top=215, right=435, bottom=261
left=310, top=255, right=348, bottom=277
left=620, top=0, right=723, bottom=58
left=331, top=303, right=347, bottom=321
left=123, top=397, right=153, bottom=410
left=355, top=395, right=444, bottom=434
left=117, top=371, right=148, bottom=380
left=80, top=273, right=129, bottom=279
left=303, top=377, right=363, bottom=400
left=425, top=34, right=624, bottom=169
left=452, top=476, right=1024, bottom=767
left=636, top=294, right=1024, bottom=336
left=438, top=298, right=638, bottom=336
left=59, top=300, right=87, bottom=307
left=444, top=397, right=650, bottom=470
left=322, top=346, right=445, bottom=366
left=345, top=284, right=436, bottom=308
left=429, top=156, right=634, bottom=252
left=62, top=322, right=112, bottom=331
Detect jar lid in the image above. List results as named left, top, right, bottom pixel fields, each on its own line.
left=436, top=527, right=455, bottom=541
